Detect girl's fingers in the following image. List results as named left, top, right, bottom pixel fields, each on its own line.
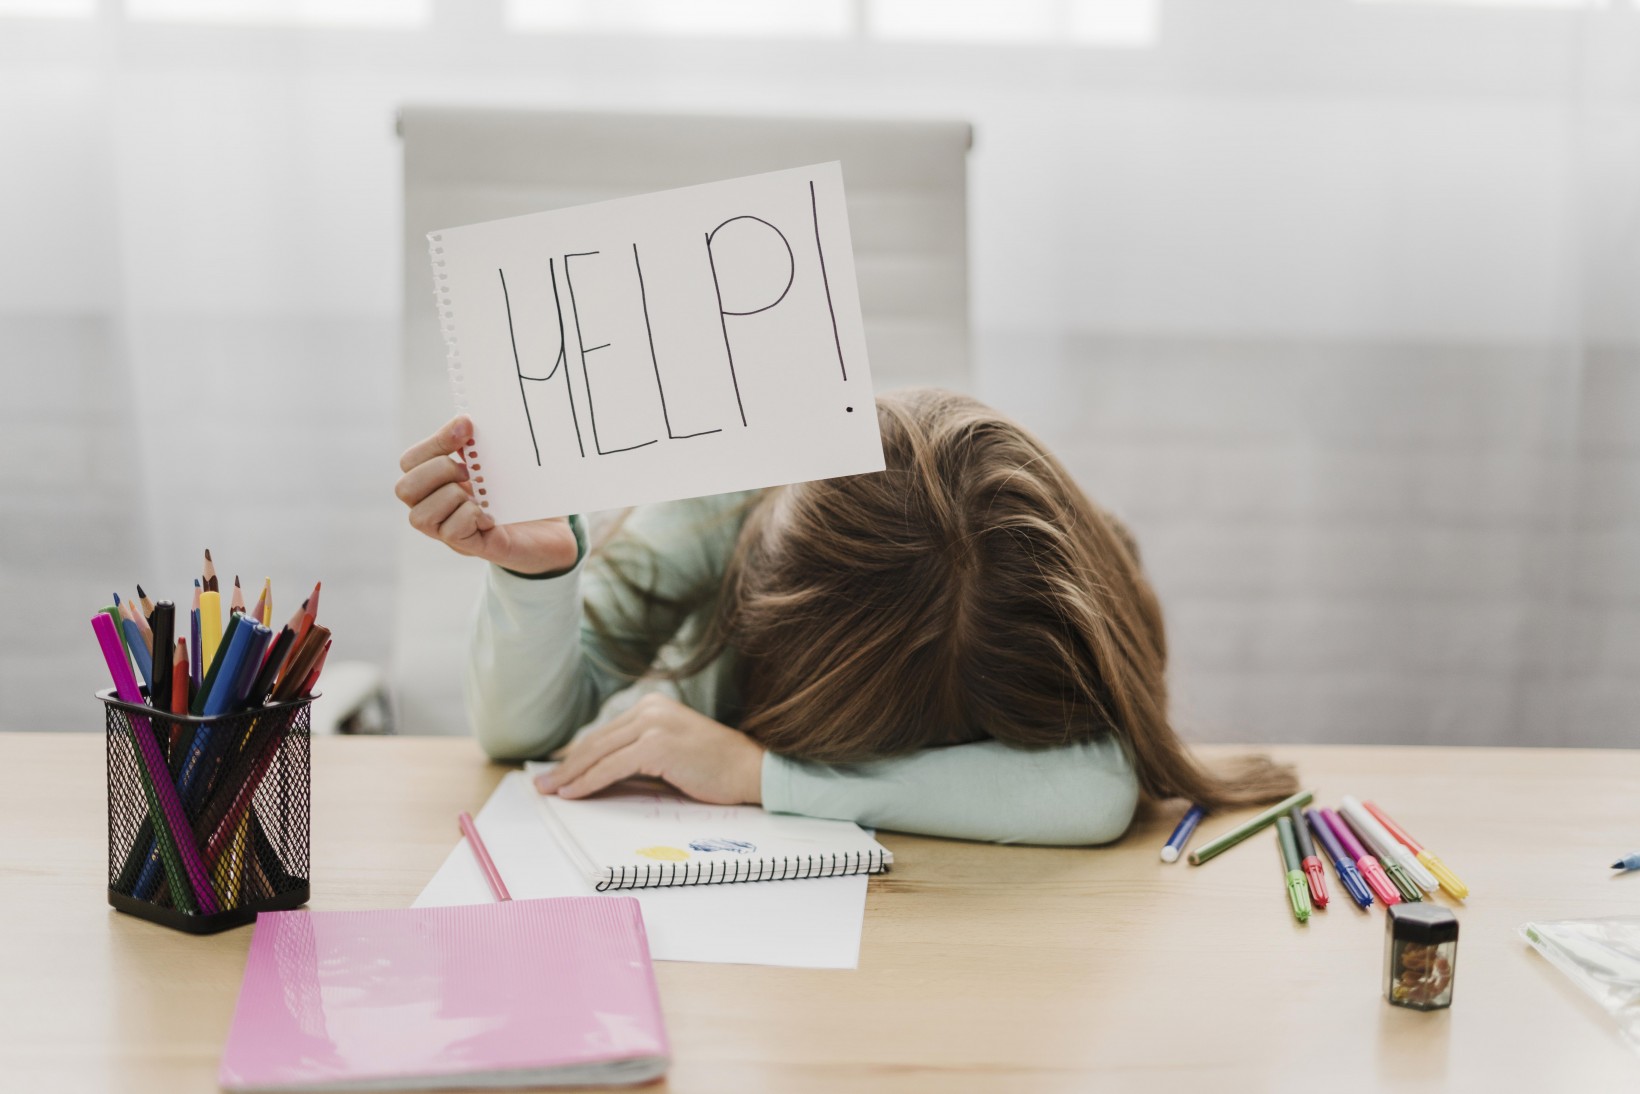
left=556, top=742, right=650, bottom=799
left=399, top=416, right=473, bottom=473
left=394, top=452, right=469, bottom=508
left=540, top=717, right=646, bottom=792
left=437, top=500, right=488, bottom=546
left=407, top=482, right=470, bottom=537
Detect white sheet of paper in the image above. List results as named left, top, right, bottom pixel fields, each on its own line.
left=428, top=163, right=884, bottom=524
left=414, top=772, right=869, bottom=969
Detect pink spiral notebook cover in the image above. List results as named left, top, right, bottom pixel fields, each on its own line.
left=219, top=897, right=669, bottom=1091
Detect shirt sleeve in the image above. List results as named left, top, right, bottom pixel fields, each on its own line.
left=760, top=735, right=1140, bottom=846
left=464, top=494, right=750, bottom=761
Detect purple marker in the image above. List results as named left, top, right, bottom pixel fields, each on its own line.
left=1306, top=807, right=1372, bottom=910
left=1321, top=807, right=1400, bottom=907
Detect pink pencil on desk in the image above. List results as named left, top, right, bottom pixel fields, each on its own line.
left=460, top=810, right=512, bottom=901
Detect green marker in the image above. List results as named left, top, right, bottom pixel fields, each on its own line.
left=1188, top=789, right=1314, bottom=865
left=1276, top=815, right=1312, bottom=923
left=1381, top=858, right=1424, bottom=903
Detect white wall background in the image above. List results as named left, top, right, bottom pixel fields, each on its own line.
left=3, top=0, right=1637, bottom=748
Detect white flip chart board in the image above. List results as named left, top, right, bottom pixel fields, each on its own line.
left=428, top=162, right=884, bottom=523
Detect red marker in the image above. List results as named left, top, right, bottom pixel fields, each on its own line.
left=1288, top=805, right=1328, bottom=909
left=1321, top=807, right=1400, bottom=906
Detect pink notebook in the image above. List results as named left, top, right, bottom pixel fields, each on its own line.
left=219, top=898, right=669, bottom=1091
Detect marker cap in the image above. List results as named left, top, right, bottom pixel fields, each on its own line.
left=1301, top=855, right=1329, bottom=909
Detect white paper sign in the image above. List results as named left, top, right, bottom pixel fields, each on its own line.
left=429, top=163, right=885, bottom=524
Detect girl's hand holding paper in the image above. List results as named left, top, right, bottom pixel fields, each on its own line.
left=536, top=693, right=765, bottom=805
left=396, top=415, right=580, bottom=576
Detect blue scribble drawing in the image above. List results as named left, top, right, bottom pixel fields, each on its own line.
left=689, top=837, right=757, bottom=854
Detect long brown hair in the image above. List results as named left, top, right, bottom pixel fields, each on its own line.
left=602, top=388, right=1296, bottom=810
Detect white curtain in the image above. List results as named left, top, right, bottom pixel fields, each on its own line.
left=4, top=1, right=1636, bottom=747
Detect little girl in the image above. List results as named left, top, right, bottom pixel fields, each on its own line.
left=395, top=388, right=1296, bottom=844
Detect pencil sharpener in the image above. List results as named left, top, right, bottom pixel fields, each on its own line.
left=1385, top=903, right=1458, bottom=1010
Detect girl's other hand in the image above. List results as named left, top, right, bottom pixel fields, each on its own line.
left=394, top=415, right=579, bottom=576
left=535, top=694, right=765, bottom=806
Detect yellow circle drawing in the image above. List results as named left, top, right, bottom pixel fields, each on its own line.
left=635, top=846, right=690, bottom=861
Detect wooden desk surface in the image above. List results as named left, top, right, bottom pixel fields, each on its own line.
left=2, top=734, right=1636, bottom=1093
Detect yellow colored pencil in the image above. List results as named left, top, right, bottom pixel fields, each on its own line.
left=200, top=549, right=222, bottom=669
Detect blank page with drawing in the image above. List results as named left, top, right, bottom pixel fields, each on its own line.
left=525, top=763, right=892, bottom=892
left=428, top=163, right=884, bottom=525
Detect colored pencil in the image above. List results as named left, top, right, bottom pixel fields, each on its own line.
left=170, top=639, right=189, bottom=748
left=190, top=581, right=203, bottom=690
left=300, top=639, right=331, bottom=696
left=275, top=586, right=320, bottom=690
left=136, top=583, right=156, bottom=621
left=200, top=549, right=222, bottom=671
left=250, top=577, right=270, bottom=629
left=118, top=604, right=153, bottom=690
left=271, top=624, right=330, bottom=703
left=100, top=604, right=133, bottom=674
left=190, top=613, right=243, bottom=717
left=122, top=594, right=154, bottom=654
left=230, top=575, right=246, bottom=616
left=460, top=811, right=512, bottom=901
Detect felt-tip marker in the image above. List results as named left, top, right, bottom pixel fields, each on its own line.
left=1288, top=804, right=1328, bottom=909
left=1307, top=807, right=1372, bottom=910
left=1276, top=816, right=1312, bottom=923
left=1363, top=800, right=1468, bottom=900
left=1321, top=807, right=1400, bottom=906
left=1160, top=805, right=1205, bottom=863
left=1339, top=800, right=1424, bottom=903
left=1188, top=790, right=1315, bottom=866
left=1342, top=796, right=1439, bottom=893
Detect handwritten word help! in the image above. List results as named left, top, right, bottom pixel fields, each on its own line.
left=499, top=180, right=850, bottom=464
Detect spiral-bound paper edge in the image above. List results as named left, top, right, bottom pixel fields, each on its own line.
left=427, top=232, right=489, bottom=509
left=593, top=849, right=894, bottom=892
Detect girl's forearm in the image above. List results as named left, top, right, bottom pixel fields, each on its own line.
left=762, top=735, right=1140, bottom=846
left=466, top=562, right=607, bottom=761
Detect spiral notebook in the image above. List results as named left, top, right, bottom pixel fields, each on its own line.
left=524, top=763, right=892, bottom=892
left=219, top=898, right=668, bottom=1092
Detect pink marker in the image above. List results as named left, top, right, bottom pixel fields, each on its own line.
left=1320, top=807, right=1400, bottom=907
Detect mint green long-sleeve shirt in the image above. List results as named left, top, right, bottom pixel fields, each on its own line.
left=465, top=492, right=1139, bottom=845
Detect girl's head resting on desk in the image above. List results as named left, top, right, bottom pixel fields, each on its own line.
left=602, top=387, right=1297, bottom=810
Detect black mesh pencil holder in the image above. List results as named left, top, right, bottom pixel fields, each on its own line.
left=99, top=689, right=313, bottom=934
